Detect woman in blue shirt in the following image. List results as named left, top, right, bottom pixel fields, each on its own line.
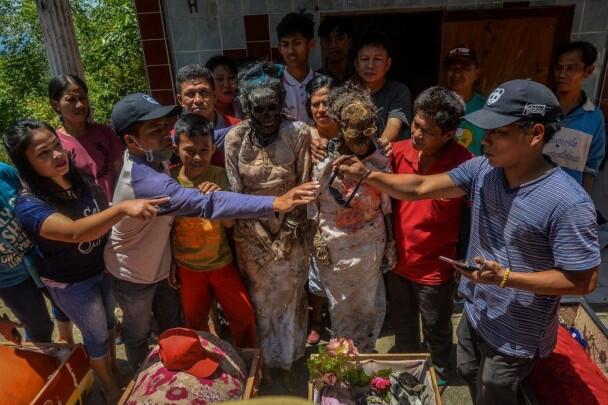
left=3, top=119, right=167, bottom=402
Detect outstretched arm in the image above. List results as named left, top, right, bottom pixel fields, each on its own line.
left=39, top=198, right=168, bottom=243
left=334, top=155, right=466, bottom=201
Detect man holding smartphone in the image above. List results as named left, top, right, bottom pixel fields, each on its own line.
left=334, top=79, right=599, bottom=405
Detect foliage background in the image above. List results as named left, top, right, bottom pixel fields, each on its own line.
left=0, top=0, right=148, bottom=162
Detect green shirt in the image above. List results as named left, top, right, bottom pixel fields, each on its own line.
left=171, top=165, right=233, bottom=271
left=456, top=92, right=486, bottom=156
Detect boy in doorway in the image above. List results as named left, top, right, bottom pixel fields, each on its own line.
left=171, top=113, right=256, bottom=348
left=354, top=32, right=411, bottom=141
left=317, top=16, right=354, bottom=84
left=276, top=11, right=317, bottom=125
left=545, top=41, right=605, bottom=192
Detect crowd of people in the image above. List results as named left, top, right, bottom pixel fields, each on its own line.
left=0, top=11, right=604, bottom=405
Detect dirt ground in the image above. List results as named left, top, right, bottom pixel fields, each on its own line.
left=1, top=299, right=606, bottom=404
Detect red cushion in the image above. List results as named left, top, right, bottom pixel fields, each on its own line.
left=528, top=326, right=608, bottom=404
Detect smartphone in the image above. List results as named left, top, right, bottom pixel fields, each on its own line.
left=439, top=256, right=480, bottom=271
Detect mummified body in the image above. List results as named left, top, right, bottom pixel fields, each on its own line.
left=308, top=85, right=397, bottom=352
left=224, top=62, right=311, bottom=369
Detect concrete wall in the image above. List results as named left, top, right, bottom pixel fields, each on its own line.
left=133, top=0, right=608, bottom=104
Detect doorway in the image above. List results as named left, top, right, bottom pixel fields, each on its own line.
left=323, top=10, right=443, bottom=99
left=323, top=5, right=574, bottom=99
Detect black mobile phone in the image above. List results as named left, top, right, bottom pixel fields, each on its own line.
left=439, top=256, right=480, bottom=271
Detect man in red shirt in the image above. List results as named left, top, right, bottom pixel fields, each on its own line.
left=390, top=86, right=473, bottom=382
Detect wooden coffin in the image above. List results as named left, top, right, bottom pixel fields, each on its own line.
left=0, top=342, right=94, bottom=405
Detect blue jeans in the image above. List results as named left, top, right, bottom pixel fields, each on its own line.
left=111, top=276, right=181, bottom=371
left=0, top=277, right=53, bottom=342
left=47, top=273, right=116, bottom=359
left=40, top=288, right=70, bottom=322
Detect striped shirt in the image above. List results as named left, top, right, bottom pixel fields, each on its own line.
left=448, top=157, right=600, bottom=358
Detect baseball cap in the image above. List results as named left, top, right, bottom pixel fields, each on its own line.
left=111, top=93, right=181, bottom=136
left=444, top=47, right=478, bottom=66
left=159, top=328, right=220, bottom=378
left=463, top=79, right=561, bottom=130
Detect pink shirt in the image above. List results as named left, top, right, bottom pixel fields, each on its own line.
left=57, top=123, right=124, bottom=200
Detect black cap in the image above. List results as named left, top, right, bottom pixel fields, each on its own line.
left=111, top=93, right=181, bottom=136
left=444, top=47, right=478, bottom=66
left=464, top=79, right=561, bottom=130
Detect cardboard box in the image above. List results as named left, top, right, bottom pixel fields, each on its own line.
left=307, top=353, right=442, bottom=405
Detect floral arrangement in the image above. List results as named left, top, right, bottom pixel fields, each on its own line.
left=307, top=338, right=393, bottom=404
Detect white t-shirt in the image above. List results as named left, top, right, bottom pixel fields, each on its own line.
left=282, top=67, right=315, bottom=125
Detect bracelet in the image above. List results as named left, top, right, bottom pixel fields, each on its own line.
left=499, top=268, right=511, bottom=288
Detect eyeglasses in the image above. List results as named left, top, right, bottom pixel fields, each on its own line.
left=341, top=125, right=377, bottom=139
left=327, top=164, right=366, bottom=208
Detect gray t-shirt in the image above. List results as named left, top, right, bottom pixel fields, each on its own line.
left=372, top=79, right=412, bottom=140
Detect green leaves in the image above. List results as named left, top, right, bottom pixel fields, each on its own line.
left=0, top=0, right=148, bottom=162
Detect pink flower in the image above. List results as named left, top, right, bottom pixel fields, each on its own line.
left=370, top=376, right=391, bottom=393
left=165, top=386, right=188, bottom=400
left=190, top=400, right=207, bottom=405
left=322, top=372, right=338, bottom=386
left=325, top=337, right=359, bottom=357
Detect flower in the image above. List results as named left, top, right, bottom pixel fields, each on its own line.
left=165, top=386, right=188, bottom=400
left=370, top=376, right=391, bottom=393
left=325, top=337, right=359, bottom=357
left=322, top=372, right=338, bottom=386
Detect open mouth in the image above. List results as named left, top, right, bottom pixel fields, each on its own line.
left=55, top=159, right=67, bottom=169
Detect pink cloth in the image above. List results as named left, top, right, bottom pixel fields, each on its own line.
left=57, top=123, right=124, bottom=200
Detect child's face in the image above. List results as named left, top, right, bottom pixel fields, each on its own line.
left=278, top=33, right=314, bottom=69
left=177, top=133, right=215, bottom=174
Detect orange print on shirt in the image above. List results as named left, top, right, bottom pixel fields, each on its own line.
left=172, top=218, right=221, bottom=262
